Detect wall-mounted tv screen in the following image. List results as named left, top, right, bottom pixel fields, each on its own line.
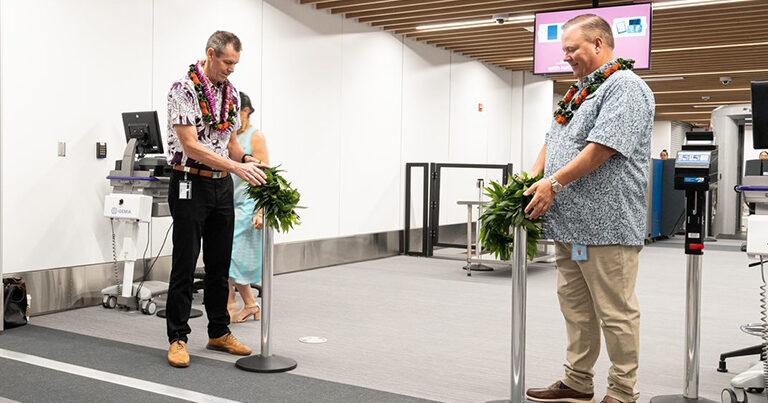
left=534, top=3, right=652, bottom=75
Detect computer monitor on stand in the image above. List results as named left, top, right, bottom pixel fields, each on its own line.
left=121, top=111, right=164, bottom=158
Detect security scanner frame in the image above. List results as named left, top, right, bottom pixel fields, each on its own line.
left=651, top=147, right=719, bottom=403
left=402, top=162, right=513, bottom=258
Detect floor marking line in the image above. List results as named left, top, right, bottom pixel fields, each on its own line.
left=0, top=348, right=240, bottom=403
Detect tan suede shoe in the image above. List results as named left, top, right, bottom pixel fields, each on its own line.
left=206, top=333, right=253, bottom=356
left=601, top=396, right=623, bottom=403
left=526, top=381, right=595, bottom=403
left=167, top=341, right=190, bottom=368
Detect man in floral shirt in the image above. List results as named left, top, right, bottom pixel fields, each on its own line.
left=523, top=15, right=654, bottom=403
left=165, top=31, right=267, bottom=368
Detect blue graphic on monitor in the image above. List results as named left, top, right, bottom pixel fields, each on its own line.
left=629, top=18, right=642, bottom=33
left=547, top=25, right=558, bottom=40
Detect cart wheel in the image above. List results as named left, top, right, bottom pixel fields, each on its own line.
left=145, top=301, right=157, bottom=315
left=102, top=295, right=110, bottom=308
left=106, top=296, right=117, bottom=309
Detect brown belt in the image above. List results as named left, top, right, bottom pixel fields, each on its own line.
left=173, top=165, right=229, bottom=179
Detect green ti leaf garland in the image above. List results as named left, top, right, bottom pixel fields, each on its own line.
left=246, top=166, right=304, bottom=233
left=553, top=58, right=634, bottom=125
left=479, top=172, right=544, bottom=261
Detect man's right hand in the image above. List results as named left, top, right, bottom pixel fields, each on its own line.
left=233, top=162, right=267, bottom=186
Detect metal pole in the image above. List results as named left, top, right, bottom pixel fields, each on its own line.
left=684, top=254, right=702, bottom=399
left=261, top=225, right=274, bottom=357
left=235, top=217, right=297, bottom=373
left=511, top=226, right=528, bottom=402
left=487, top=225, right=530, bottom=403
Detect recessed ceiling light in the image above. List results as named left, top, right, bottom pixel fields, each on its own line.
left=701, top=96, right=711, bottom=101
left=644, top=76, right=685, bottom=82
left=653, top=41, right=768, bottom=53
left=523, top=26, right=534, bottom=33
left=652, top=0, right=750, bottom=11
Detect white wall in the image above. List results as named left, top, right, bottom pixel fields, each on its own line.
left=521, top=72, right=554, bottom=171
left=651, top=120, right=672, bottom=159
left=1, top=0, right=555, bottom=272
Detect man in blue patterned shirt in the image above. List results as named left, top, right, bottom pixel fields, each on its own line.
left=523, top=15, right=654, bottom=403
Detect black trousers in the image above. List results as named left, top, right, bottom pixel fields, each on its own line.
left=166, top=170, right=234, bottom=343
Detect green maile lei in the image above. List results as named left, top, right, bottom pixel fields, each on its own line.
left=554, top=58, right=634, bottom=125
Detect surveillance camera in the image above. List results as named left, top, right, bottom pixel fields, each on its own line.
left=493, top=14, right=507, bottom=24
left=720, top=76, right=732, bottom=86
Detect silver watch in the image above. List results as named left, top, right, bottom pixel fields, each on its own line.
left=549, top=176, right=564, bottom=193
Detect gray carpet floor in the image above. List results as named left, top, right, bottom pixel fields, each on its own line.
left=17, top=240, right=768, bottom=402
left=0, top=325, right=429, bottom=403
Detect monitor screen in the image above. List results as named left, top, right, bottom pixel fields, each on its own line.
left=752, top=81, right=768, bottom=149
left=121, top=111, right=164, bottom=156
left=534, top=3, right=652, bottom=75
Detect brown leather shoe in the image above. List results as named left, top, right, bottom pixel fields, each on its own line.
left=207, top=333, right=252, bottom=356
left=167, top=341, right=190, bottom=368
left=526, top=381, right=594, bottom=403
left=600, top=396, right=623, bottom=403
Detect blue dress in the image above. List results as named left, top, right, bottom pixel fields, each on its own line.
left=229, top=126, right=262, bottom=285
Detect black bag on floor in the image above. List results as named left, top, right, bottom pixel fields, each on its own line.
left=3, top=277, right=28, bottom=329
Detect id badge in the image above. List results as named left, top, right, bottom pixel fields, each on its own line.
left=572, top=243, right=588, bottom=261
left=179, top=180, right=192, bottom=200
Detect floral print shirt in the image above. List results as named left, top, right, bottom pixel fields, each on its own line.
left=166, top=66, right=240, bottom=169
left=543, top=61, right=655, bottom=246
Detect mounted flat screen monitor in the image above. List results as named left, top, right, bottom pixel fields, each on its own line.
left=534, top=3, right=652, bottom=75
left=752, top=81, right=768, bottom=149
left=121, top=111, right=164, bottom=157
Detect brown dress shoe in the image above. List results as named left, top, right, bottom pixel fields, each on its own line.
left=167, top=341, right=190, bottom=368
left=207, top=333, right=253, bottom=356
left=526, top=381, right=595, bottom=403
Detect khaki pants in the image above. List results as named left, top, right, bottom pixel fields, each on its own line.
left=555, top=242, right=641, bottom=402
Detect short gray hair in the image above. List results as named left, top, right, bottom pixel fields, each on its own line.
left=206, top=31, right=242, bottom=55
left=562, top=14, right=614, bottom=49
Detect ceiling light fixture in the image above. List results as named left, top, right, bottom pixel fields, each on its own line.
left=504, top=56, right=534, bottom=63
left=656, top=111, right=714, bottom=115
left=415, top=14, right=534, bottom=32
left=652, top=41, right=768, bottom=53
left=654, top=87, right=749, bottom=95
left=652, top=0, right=750, bottom=11
left=657, top=100, right=750, bottom=106
left=644, top=76, right=685, bottom=82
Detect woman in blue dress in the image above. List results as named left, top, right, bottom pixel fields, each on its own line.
left=227, top=92, right=269, bottom=323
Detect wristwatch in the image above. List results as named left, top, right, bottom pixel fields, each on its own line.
left=549, top=176, right=564, bottom=193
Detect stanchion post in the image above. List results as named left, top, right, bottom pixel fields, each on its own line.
left=650, top=190, right=716, bottom=403
left=488, top=225, right=532, bottom=403
left=235, top=218, right=297, bottom=373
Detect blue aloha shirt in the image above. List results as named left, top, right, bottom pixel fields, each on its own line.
left=543, top=60, right=655, bottom=246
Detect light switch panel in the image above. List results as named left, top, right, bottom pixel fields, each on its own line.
left=58, top=142, right=66, bottom=157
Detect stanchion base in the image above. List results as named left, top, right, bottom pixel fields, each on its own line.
left=650, top=395, right=718, bottom=403
left=235, top=354, right=297, bottom=373
left=464, top=263, right=495, bottom=272
left=156, top=308, right=203, bottom=319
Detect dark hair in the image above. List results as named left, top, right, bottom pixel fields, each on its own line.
left=562, top=14, right=615, bottom=49
left=662, top=149, right=668, bottom=152
left=239, top=92, right=254, bottom=116
left=206, top=31, right=242, bottom=55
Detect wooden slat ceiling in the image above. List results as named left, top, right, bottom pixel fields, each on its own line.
left=300, top=0, right=768, bottom=127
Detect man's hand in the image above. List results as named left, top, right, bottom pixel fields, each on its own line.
left=232, top=162, right=267, bottom=186
left=524, top=178, right=555, bottom=220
